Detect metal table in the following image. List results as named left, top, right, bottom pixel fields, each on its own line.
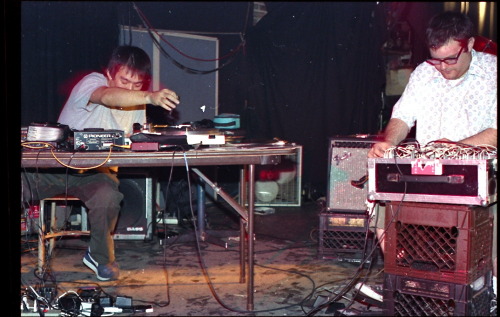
left=21, top=143, right=301, bottom=310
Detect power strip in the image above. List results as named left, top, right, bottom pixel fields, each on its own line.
left=21, top=311, right=60, bottom=316
left=157, top=217, right=178, bottom=225
left=81, top=302, right=123, bottom=315
left=80, top=302, right=153, bottom=315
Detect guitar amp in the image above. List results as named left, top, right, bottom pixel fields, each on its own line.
left=326, top=135, right=381, bottom=213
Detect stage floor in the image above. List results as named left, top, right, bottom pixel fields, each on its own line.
left=20, top=200, right=385, bottom=316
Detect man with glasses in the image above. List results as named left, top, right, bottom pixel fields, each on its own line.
left=359, top=11, right=497, bottom=305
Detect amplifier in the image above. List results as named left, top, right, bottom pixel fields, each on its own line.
left=72, top=129, right=124, bottom=151
left=326, top=135, right=381, bottom=212
left=318, top=211, right=374, bottom=265
left=367, top=158, right=497, bottom=206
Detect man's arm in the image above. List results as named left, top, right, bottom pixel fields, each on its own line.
left=90, top=86, right=180, bottom=111
left=368, top=118, right=410, bottom=158
left=459, top=128, right=497, bottom=147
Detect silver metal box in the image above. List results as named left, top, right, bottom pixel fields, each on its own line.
left=367, top=158, right=497, bottom=206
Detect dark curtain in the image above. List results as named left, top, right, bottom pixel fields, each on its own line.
left=21, top=2, right=120, bottom=125
left=243, top=2, right=387, bottom=195
left=18, top=2, right=455, bottom=197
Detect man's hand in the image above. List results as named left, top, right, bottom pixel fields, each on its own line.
left=368, top=141, right=393, bottom=158
left=147, top=89, right=180, bottom=111
left=368, top=119, right=410, bottom=158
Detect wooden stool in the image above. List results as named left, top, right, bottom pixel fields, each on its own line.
left=38, top=195, right=90, bottom=272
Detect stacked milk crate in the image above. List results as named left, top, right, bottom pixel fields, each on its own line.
left=367, top=151, right=497, bottom=316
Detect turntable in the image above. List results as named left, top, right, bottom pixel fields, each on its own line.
left=186, top=128, right=225, bottom=145
left=156, top=125, right=225, bottom=145
left=130, top=124, right=225, bottom=150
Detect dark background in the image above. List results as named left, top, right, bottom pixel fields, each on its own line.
left=14, top=1, right=497, bottom=196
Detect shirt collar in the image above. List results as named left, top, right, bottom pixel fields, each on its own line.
left=467, top=49, right=490, bottom=78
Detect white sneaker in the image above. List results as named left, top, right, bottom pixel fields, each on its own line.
left=493, top=276, right=497, bottom=297
left=355, top=282, right=383, bottom=302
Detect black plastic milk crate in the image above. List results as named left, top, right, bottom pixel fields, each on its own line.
left=384, top=202, right=493, bottom=284
left=318, top=211, right=372, bottom=262
left=383, top=271, right=493, bottom=316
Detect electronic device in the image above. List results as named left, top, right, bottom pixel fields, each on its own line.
left=367, top=157, right=497, bottom=206
left=25, top=122, right=70, bottom=142
left=130, top=126, right=225, bottom=150
left=21, top=123, right=71, bottom=150
left=72, top=129, right=124, bottom=151
left=186, top=129, right=225, bottom=145
left=318, top=211, right=374, bottom=265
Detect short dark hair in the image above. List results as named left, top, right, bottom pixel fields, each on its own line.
left=426, top=11, right=475, bottom=49
left=107, top=46, right=151, bottom=88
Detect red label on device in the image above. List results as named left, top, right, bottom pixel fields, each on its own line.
left=411, top=159, right=443, bottom=175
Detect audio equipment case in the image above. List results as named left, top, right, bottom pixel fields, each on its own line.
left=368, top=157, right=497, bottom=206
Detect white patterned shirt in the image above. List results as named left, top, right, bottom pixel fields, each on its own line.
left=58, top=72, right=146, bottom=136
left=391, top=49, right=497, bottom=146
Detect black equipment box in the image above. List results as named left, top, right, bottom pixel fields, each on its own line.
left=367, top=158, right=497, bottom=206
left=72, top=129, right=124, bottom=151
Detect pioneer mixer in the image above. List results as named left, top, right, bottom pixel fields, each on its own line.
left=72, top=129, right=125, bottom=151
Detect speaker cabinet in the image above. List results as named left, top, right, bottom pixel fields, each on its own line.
left=326, top=135, right=379, bottom=213
left=114, top=172, right=154, bottom=240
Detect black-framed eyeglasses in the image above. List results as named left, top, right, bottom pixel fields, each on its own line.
left=426, top=46, right=464, bottom=66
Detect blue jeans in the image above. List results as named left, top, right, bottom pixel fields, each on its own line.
left=22, top=169, right=124, bottom=265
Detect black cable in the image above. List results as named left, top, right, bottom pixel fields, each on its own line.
left=310, top=149, right=411, bottom=315
left=306, top=195, right=394, bottom=315
left=154, top=150, right=184, bottom=308
left=166, top=155, right=321, bottom=314
left=132, top=2, right=243, bottom=75
left=127, top=3, right=133, bottom=46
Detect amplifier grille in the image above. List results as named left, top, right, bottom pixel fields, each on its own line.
left=326, top=136, right=378, bottom=212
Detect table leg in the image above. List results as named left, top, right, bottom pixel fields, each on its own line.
left=195, top=179, right=228, bottom=248
left=247, top=164, right=255, bottom=311
left=197, top=182, right=206, bottom=239
left=239, top=167, right=247, bottom=284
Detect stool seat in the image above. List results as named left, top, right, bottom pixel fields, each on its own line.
left=38, top=195, right=90, bottom=274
